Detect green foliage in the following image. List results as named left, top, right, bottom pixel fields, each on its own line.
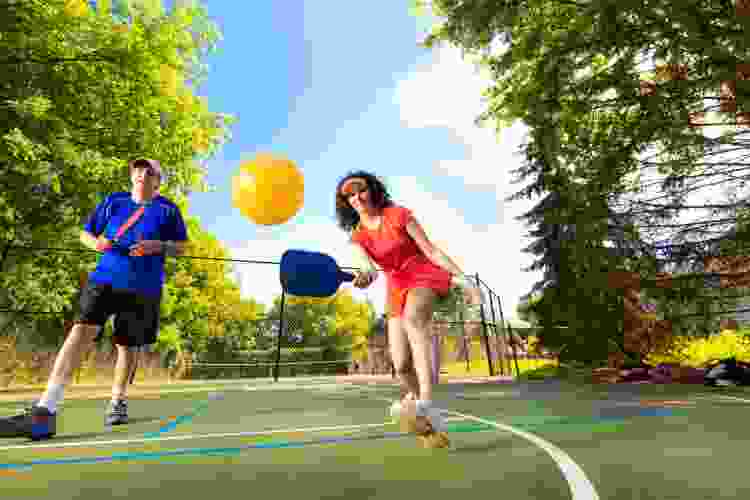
left=0, top=1, right=242, bottom=357
left=263, top=291, right=378, bottom=363
left=0, top=1, right=232, bottom=261
left=517, top=293, right=541, bottom=326
left=159, top=214, right=265, bottom=355
left=418, top=0, right=748, bottom=365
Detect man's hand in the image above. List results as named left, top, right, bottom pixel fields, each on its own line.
left=95, top=236, right=113, bottom=253
left=129, top=240, right=163, bottom=257
left=352, top=270, right=377, bottom=289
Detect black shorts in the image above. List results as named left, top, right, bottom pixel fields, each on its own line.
left=74, top=281, right=161, bottom=347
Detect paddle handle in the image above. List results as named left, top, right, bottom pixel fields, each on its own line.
left=339, top=271, right=355, bottom=283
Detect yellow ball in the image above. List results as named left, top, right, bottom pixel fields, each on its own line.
left=231, top=153, right=304, bottom=226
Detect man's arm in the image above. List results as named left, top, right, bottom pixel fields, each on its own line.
left=80, top=230, right=113, bottom=252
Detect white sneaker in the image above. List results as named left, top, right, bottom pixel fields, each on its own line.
left=416, top=401, right=446, bottom=433
left=424, top=407, right=446, bottom=433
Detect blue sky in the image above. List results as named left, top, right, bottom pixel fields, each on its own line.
left=178, top=1, right=541, bottom=317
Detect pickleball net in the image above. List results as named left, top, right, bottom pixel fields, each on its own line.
left=175, top=356, right=353, bottom=382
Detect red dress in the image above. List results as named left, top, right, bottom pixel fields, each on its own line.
left=351, top=205, right=452, bottom=318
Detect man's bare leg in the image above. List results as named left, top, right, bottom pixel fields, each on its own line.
left=37, top=323, right=100, bottom=413
left=111, top=345, right=138, bottom=402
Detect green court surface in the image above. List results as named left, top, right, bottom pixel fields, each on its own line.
left=2, top=378, right=750, bottom=499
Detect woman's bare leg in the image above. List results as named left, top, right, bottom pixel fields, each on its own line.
left=402, top=287, right=438, bottom=403
left=388, top=317, right=420, bottom=399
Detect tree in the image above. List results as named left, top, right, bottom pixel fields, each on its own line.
left=157, top=208, right=265, bottom=357
left=516, top=293, right=541, bottom=326
left=0, top=1, right=235, bottom=349
left=418, top=0, right=749, bottom=363
left=264, top=289, right=378, bottom=367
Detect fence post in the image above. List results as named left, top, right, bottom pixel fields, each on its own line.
left=431, top=328, right=440, bottom=384
left=486, top=289, right=504, bottom=375
left=493, top=288, right=520, bottom=378
left=475, top=274, right=494, bottom=377
left=273, top=290, right=286, bottom=382
left=457, top=308, right=469, bottom=373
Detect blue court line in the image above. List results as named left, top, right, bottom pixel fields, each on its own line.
left=0, top=431, right=414, bottom=472
left=0, top=417, right=633, bottom=474
left=0, top=407, right=672, bottom=474
left=143, top=401, right=210, bottom=439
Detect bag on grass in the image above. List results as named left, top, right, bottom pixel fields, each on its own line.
left=704, top=358, right=750, bottom=387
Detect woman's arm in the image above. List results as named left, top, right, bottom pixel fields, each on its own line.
left=351, top=241, right=377, bottom=273
left=405, top=218, right=482, bottom=304
left=405, top=218, right=465, bottom=278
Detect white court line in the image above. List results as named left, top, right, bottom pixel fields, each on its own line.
left=370, top=391, right=600, bottom=500
left=713, top=394, right=750, bottom=404
left=447, top=410, right=600, bottom=500
left=0, top=417, right=468, bottom=452
left=245, top=383, right=355, bottom=392
left=0, top=382, right=357, bottom=413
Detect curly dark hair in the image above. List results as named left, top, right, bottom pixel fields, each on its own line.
left=334, top=170, right=394, bottom=233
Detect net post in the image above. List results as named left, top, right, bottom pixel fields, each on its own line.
left=475, top=273, right=494, bottom=377
left=0, top=242, right=10, bottom=273
left=273, top=289, right=286, bottom=382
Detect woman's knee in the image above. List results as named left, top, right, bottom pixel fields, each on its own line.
left=402, top=313, right=431, bottom=337
left=393, top=359, right=414, bottom=376
left=388, top=319, right=411, bottom=371
left=402, top=288, right=436, bottom=333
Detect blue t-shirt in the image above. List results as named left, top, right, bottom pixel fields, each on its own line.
left=84, top=192, right=188, bottom=297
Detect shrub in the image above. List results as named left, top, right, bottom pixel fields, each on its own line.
left=646, top=329, right=750, bottom=367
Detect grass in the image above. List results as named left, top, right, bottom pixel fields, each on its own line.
left=441, top=358, right=557, bottom=378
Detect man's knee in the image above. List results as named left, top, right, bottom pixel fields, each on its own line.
left=68, top=322, right=100, bottom=344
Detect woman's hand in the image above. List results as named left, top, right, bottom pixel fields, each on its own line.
left=464, top=285, right=482, bottom=308
left=353, top=270, right=377, bottom=288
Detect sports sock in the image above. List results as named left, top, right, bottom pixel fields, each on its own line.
left=415, top=399, right=432, bottom=416
left=38, top=383, right=65, bottom=414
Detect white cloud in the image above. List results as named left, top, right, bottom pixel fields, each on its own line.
left=388, top=176, right=538, bottom=318
left=225, top=45, right=542, bottom=320
left=393, top=45, right=542, bottom=317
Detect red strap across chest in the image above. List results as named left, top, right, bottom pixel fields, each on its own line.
left=113, top=205, right=146, bottom=241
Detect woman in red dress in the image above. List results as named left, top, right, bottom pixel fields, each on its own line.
left=335, top=171, right=481, bottom=446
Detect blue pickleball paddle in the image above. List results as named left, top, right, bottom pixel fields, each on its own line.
left=280, top=249, right=357, bottom=298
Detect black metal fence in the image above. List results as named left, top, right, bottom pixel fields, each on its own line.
left=0, top=241, right=551, bottom=387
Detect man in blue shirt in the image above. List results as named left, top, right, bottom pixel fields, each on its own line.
left=0, top=159, right=188, bottom=441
